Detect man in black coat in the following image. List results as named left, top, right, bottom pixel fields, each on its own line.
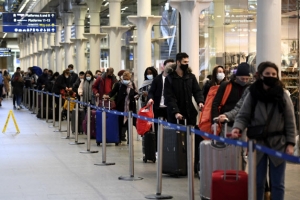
left=164, top=52, right=204, bottom=125
left=147, top=59, right=174, bottom=146
left=68, top=64, right=78, bottom=86
left=37, top=68, right=50, bottom=90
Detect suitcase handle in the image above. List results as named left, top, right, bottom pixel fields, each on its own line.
left=102, top=97, right=111, bottom=110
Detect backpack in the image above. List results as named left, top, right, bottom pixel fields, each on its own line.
left=198, top=82, right=232, bottom=139
left=32, top=66, right=43, bottom=76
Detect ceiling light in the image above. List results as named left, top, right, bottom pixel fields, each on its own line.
left=121, top=7, right=128, bottom=11
left=3, top=33, right=7, bottom=38
left=107, top=14, right=110, bottom=17
left=104, top=2, right=109, bottom=6
left=216, top=15, right=221, bottom=18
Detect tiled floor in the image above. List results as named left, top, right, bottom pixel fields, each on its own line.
left=0, top=97, right=299, bottom=200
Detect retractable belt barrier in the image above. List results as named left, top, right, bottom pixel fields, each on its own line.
left=24, top=89, right=300, bottom=200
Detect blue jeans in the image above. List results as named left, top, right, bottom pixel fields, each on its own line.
left=15, top=94, right=22, bottom=106
left=256, top=154, right=286, bottom=200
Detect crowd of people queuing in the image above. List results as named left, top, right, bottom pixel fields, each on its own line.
left=0, top=52, right=297, bottom=200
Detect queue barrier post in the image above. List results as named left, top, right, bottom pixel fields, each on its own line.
left=119, top=111, right=143, bottom=181
left=62, top=97, right=74, bottom=139
left=248, top=140, right=256, bottom=200
left=69, top=100, right=85, bottom=145
left=31, top=89, right=36, bottom=114
left=95, top=101, right=115, bottom=166
left=80, top=103, right=98, bottom=154
left=145, top=117, right=172, bottom=199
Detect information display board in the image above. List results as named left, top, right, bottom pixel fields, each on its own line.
left=0, top=48, right=12, bottom=57
left=2, top=13, right=56, bottom=33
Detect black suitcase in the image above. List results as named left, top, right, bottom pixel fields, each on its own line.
left=71, top=108, right=85, bottom=133
left=142, top=128, right=156, bottom=163
left=162, top=120, right=187, bottom=176
left=36, top=108, right=53, bottom=119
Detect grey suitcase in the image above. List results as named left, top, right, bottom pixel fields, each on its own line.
left=199, top=118, right=243, bottom=200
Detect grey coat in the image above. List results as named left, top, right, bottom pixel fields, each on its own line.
left=233, top=92, right=296, bottom=167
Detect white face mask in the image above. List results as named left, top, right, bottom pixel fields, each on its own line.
left=147, top=75, right=153, bottom=80
left=86, top=77, right=91, bottom=81
left=65, top=75, right=69, bottom=78
left=122, top=80, right=130, bottom=85
left=216, top=73, right=225, bottom=81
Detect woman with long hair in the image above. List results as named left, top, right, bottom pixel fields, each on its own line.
left=78, top=71, right=95, bottom=104
left=11, top=72, right=24, bottom=110
left=203, top=65, right=226, bottom=101
left=231, top=61, right=296, bottom=200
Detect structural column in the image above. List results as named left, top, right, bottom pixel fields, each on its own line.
left=42, top=33, right=49, bottom=68
left=46, top=33, right=55, bottom=71
left=127, top=0, right=161, bottom=88
left=169, top=0, right=212, bottom=78
left=84, top=0, right=106, bottom=73
left=102, top=0, right=129, bottom=72
left=18, top=37, right=24, bottom=70
left=52, top=19, right=63, bottom=73
left=36, top=34, right=43, bottom=67
left=71, top=5, right=88, bottom=73
left=60, top=12, right=74, bottom=69
left=257, top=0, right=281, bottom=70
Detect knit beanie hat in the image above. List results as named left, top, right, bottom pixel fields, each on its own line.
left=122, top=71, right=132, bottom=80
left=235, top=62, right=250, bottom=76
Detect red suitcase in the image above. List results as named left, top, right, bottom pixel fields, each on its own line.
left=211, top=170, right=248, bottom=200
left=82, top=110, right=97, bottom=139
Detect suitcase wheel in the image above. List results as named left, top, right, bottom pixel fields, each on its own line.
left=115, top=143, right=119, bottom=146
left=143, top=157, right=147, bottom=163
left=96, top=142, right=100, bottom=146
left=152, top=159, right=156, bottom=163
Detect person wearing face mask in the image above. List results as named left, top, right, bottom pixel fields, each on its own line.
left=164, top=52, right=204, bottom=126
left=103, top=71, right=138, bottom=143
left=230, top=61, right=296, bottom=200
left=211, top=62, right=251, bottom=135
left=203, top=65, right=226, bottom=101
left=78, top=71, right=95, bottom=104
left=67, top=64, right=78, bottom=87
left=37, top=68, right=50, bottom=91
left=92, top=67, right=117, bottom=105
left=72, top=71, right=85, bottom=99
left=139, top=66, right=158, bottom=108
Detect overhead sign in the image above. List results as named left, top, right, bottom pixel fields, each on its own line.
left=2, top=13, right=56, bottom=33
left=0, top=48, right=12, bottom=57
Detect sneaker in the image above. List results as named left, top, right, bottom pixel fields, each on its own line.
left=13, top=105, right=16, bottom=109
left=17, top=106, right=20, bottom=110
left=0, top=103, right=2, bottom=107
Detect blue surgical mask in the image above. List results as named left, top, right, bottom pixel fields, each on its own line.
left=69, top=70, right=74, bottom=73
left=147, top=75, right=153, bottom=80
left=122, top=80, right=130, bottom=85
left=86, top=77, right=91, bottom=81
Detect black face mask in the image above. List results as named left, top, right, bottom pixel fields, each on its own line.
left=180, top=63, right=188, bottom=71
left=262, top=76, right=278, bottom=87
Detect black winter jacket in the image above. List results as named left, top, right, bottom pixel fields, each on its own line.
left=69, top=72, right=78, bottom=86
left=11, top=79, right=24, bottom=96
left=37, top=74, right=49, bottom=90
left=211, top=80, right=249, bottom=126
left=52, top=75, right=71, bottom=94
left=108, top=81, right=138, bottom=125
left=164, top=70, right=204, bottom=125
left=148, top=73, right=164, bottom=109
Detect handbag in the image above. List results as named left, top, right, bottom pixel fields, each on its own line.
left=247, top=103, right=276, bottom=139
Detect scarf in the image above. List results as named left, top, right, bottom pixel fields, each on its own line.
left=83, top=80, right=94, bottom=104
left=124, top=81, right=134, bottom=124
left=139, top=79, right=153, bottom=90
left=249, top=79, right=285, bottom=113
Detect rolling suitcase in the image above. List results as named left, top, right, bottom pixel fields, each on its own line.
left=142, top=124, right=156, bottom=163
left=199, top=118, right=243, bottom=200
left=71, top=108, right=85, bottom=133
left=96, top=100, right=119, bottom=146
left=162, top=119, right=187, bottom=176
left=82, top=110, right=97, bottom=139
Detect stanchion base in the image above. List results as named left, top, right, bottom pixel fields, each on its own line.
left=49, top=125, right=59, bottom=128
left=94, top=162, right=115, bottom=166
left=80, top=150, right=99, bottom=154
left=54, top=130, right=67, bottom=132
left=47, top=121, right=54, bottom=123
left=61, top=136, right=75, bottom=139
left=145, top=194, right=173, bottom=199
left=118, top=175, right=143, bottom=181
left=31, top=112, right=36, bottom=114
left=69, top=142, right=85, bottom=145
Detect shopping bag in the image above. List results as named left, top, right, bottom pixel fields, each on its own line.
left=136, top=105, right=154, bottom=136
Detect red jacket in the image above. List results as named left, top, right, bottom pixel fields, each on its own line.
left=92, top=73, right=117, bottom=99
